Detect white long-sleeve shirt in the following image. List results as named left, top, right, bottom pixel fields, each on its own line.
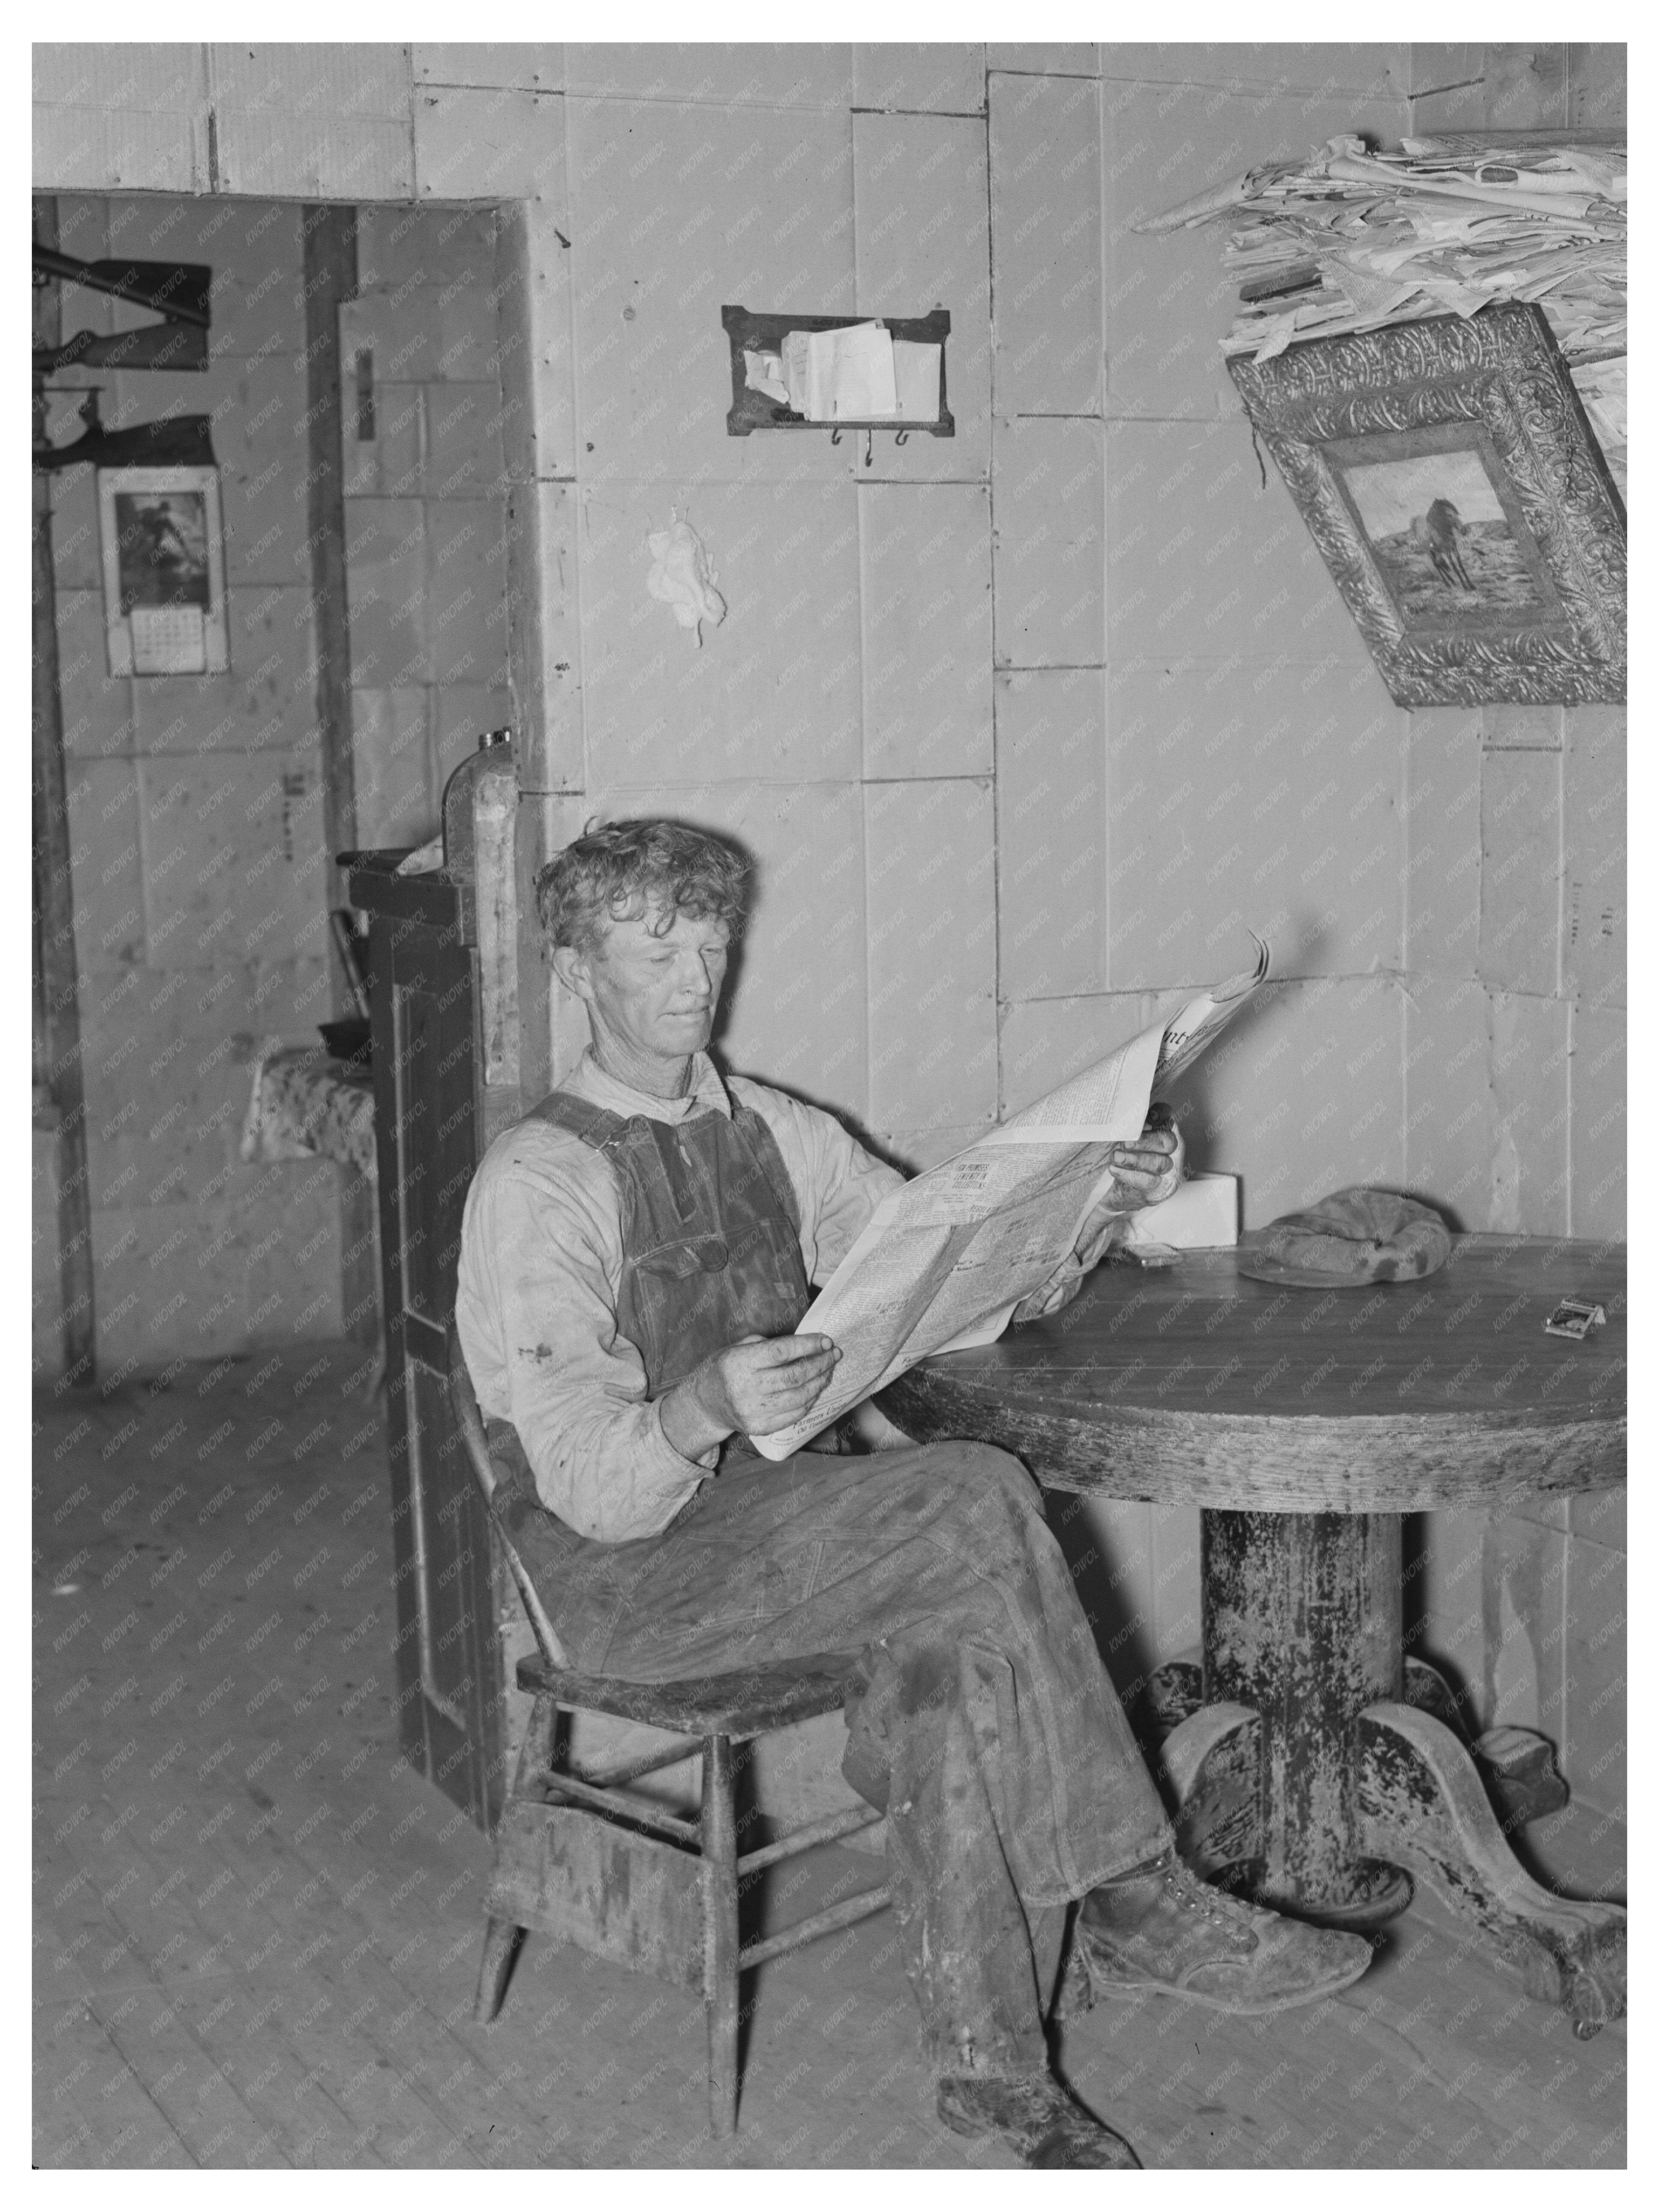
left=456, top=1049, right=1100, bottom=1543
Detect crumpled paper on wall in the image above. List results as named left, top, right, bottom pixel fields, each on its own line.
left=1140, top=132, right=1626, bottom=373
left=646, top=513, right=727, bottom=647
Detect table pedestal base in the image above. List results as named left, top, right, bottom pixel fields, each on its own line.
left=1150, top=1509, right=1626, bottom=2038
left=1158, top=1697, right=1412, bottom=1930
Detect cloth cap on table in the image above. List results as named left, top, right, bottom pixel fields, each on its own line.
left=1235, top=1187, right=1451, bottom=1288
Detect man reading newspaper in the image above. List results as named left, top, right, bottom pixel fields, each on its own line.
left=457, top=820, right=1368, bottom=2168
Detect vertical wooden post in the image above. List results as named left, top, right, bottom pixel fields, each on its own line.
left=1203, top=1509, right=1410, bottom=1925
left=495, top=207, right=556, bottom=1113
left=702, top=1733, right=741, bottom=2137
left=301, top=202, right=359, bottom=910
left=300, top=203, right=378, bottom=1347
left=32, top=194, right=95, bottom=1386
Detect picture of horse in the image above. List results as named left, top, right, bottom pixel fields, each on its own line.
left=1411, top=498, right=1474, bottom=591
left=1334, top=448, right=1551, bottom=628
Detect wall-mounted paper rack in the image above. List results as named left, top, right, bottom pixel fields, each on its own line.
left=722, top=305, right=952, bottom=438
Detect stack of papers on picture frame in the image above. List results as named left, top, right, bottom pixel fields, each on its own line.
left=1137, top=134, right=1627, bottom=497
left=1140, top=134, right=1625, bottom=360
left=781, top=321, right=941, bottom=423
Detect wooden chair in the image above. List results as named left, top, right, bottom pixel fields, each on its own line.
left=446, top=1323, right=892, bottom=2137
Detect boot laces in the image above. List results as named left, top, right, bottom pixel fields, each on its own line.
left=1170, top=1867, right=1238, bottom=1924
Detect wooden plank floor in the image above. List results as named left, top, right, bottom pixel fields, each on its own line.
left=34, top=1344, right=1626, bottom=2168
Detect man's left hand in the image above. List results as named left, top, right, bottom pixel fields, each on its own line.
left=1074, top=1106, right=1184, bottom=1254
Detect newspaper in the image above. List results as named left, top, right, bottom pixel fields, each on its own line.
left=749, top=937, right=1269, bottom=1460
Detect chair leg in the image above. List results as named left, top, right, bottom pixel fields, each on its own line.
left=701, top=1733, right=740, bottom=2138
left=474, top=1914, right=526, bottom=2023
left=473, top=1694, right=557, bottom=2025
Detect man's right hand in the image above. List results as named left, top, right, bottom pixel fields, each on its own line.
left=659, top=1333, right=842, bottom=1462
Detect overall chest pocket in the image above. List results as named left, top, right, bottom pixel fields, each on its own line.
left=633, top=1235, right=731, bottom=1281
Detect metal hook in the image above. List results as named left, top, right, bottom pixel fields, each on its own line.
left=830, top=426, right=842, bottom=446
left=864, top=429, right=874, bottom=468
left=894, top=429, right=909, bottom=448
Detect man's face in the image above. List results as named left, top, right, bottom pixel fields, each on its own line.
left=559, top=902, right=731, bottom=1081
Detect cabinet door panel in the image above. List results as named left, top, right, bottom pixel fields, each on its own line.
left=389, top=938, right=474, bottom=1330
left=369, top=898, right=502, bottom=1828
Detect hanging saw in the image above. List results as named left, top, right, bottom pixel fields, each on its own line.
left=33, top=243, right=210, bottom=374
left=34, top=385, right=216, bottom=473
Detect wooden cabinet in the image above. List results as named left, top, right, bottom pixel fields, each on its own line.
left=349, top=772, right=525, bottom=1831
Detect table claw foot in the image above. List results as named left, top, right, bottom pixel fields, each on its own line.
left=1159, top=1700, right=1261, bottom=1879
left=1562, top=1961, right=1623, bottom=2041
left=1357, top=1700, right=1626, bottom=2036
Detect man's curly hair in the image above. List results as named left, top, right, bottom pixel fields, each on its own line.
left=535, top=818, right=750, bottom=958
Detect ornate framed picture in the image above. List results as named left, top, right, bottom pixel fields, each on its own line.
left=97, top=463, right=229, bottom=677
left=1228, top=303, right=1625, bottom=705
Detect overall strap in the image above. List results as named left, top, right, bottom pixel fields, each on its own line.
left=524, top=1087, right=715, bottom=1227
left=527, top=1090, right=800, bottom=1237
left=525, top=1090, right=632, bottom=1151
left=730, top=1099, right=802, bottom=1237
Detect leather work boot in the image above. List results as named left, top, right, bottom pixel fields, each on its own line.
left=937, top=2070, right=1141, bottom=2169
left=1057, top=1848, right=1372, bottom=2017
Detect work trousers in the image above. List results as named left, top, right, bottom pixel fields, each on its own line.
left=492, top=1435, right=1173, bottom=2077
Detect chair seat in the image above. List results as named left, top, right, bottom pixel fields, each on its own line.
left=516, top=1647, right=863, bottom=1740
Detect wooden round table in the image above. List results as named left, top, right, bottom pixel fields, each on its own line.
left=880, top=1233, right=1626, bottom=2038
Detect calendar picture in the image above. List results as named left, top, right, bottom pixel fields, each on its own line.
left=97, top=464, right=229, bottom=676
